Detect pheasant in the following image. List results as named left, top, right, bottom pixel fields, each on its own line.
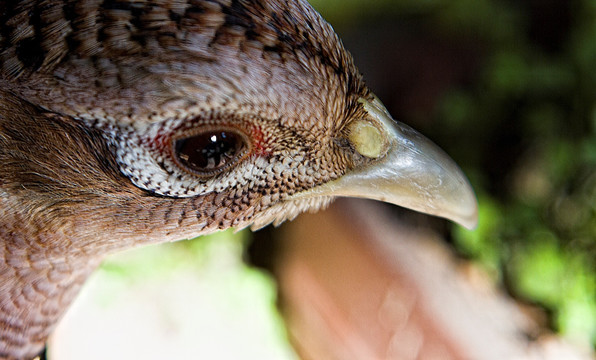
left=0, top=0, right=477, bottom=358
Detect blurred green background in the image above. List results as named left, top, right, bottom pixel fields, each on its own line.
left=307, top=0, right=596, bottom=348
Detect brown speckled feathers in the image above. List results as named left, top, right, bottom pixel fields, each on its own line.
left=0, top=0, right=365, bottom=123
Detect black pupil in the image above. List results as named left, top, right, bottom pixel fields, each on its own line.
left=175, top=131, right=243, bottom=172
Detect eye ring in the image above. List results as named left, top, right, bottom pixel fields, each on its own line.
left=170, top=126, right=252, bottom=178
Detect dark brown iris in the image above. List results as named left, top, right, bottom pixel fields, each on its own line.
left=173, top=129, right=248, bottom=175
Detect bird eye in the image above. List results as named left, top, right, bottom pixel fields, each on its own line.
left=173, top=128, right=249, bottom=176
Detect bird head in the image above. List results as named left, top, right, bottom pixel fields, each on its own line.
left=0, top=0, right=477, bottom=357
left=3, top=0, right=477, bottom=239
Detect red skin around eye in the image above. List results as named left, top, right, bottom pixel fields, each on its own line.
left=149, top=122, right=272, bottom=159
left=249, top=125, right=270, bottom=157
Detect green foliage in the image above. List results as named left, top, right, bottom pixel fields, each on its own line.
left=508, top=236, right=596, bottom=340
left=430, top=0, right=596, bottom=346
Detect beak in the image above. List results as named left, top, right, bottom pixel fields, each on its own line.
left=292, top=97, right=478, bottom=229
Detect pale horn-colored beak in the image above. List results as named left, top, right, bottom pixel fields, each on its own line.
left=293, top=96, right=478, bottom=229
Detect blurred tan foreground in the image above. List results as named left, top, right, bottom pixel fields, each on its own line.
left=274, top=199, right=594, bottom=360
